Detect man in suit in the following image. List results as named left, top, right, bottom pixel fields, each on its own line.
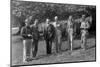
left=30, top=19, right=39, bottom=59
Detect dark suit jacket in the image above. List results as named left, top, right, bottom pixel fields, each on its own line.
left=21, top=26, right=32, bottom=39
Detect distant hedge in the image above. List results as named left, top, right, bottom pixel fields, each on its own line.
left=11, top=0, right=96, bottom=30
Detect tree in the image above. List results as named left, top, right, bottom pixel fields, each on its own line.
left=11, top=0, right=96, bottom=35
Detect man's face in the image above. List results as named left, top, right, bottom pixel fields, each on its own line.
left=35, top=19, right=38, bottom=24
left=82, top=15, right=85, bottom=19
left=69, top=16, right=72, bottom=20
left=54, top=16, right=58, bottom=21
left=29, top=16, right=32, bottom=20
left=46, top=19, right=49, bottom=23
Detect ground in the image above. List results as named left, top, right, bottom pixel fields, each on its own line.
left=11, top=28, right=96, bottom=66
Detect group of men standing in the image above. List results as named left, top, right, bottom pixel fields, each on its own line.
left=21, top=14, right=91, bottom=62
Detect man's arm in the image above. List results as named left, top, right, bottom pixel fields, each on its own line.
left=21, top=27, right=28, bottom=38
left=85, top=22, right=90, bottom=29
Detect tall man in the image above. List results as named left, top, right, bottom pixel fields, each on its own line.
left=52, top=16, right=62, bottom=53
left=67, top=15, right=74, bottom=51
left=21, top=19, right=32, bottom=62
left=80, top=15, right=90, bottom=50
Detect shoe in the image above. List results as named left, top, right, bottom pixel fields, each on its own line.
left=81, top=48, right=86, bottom=51
left=23, top=60, right=28, bottom=63
left=25, top=58, right=32, bottom=62
left=32, top=57, right=36, bottom=60
left=32, top=56, right=37, bottom=60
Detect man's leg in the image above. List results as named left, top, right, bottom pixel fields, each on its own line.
left=55, top=37, right=59, bottom=53
left=68, top=32, right=70, bottom=50
left=49, top=41, right=52, bottom=54
left=27, top=40, right=32, bottom=60
left=68, top=31, right=72, bottom=50
left=81, top=32, right=86, bottom=50
left=23, top=39, right=32, bottom=62
left=46, top=40, right=52, bottom=54
left=32, top=40, right=38, bottom=58
left=58, top=35, right=62, bottom=52
left=70, top=33, right=73, bottom=51
left=57, top=30, right=61, bottom=52
left=23, top=40, right=26, bottom=62
left=81, top=34, right=83, bottom=49
left=83, top=35, right=87, bottom=50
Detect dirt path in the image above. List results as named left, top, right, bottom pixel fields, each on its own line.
left=11, top=35, right=96, bottom=66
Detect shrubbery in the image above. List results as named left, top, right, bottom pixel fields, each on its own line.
left=11, top=0, right=96, bottom=33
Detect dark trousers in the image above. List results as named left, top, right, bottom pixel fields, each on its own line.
left=32, top=39, right=38, bottom=57
left=46, top=40, right=52, bottom=54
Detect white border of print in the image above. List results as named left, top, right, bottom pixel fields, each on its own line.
left=0, top=0, right=99, bottom=67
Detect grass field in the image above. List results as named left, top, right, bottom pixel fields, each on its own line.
left=11, top=28, right=96, bottom=66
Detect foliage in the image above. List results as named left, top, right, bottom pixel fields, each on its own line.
left=11, top=0, right=96, bottom=27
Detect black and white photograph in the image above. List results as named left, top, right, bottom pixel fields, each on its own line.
left=11, top=0, right=96, bottom=66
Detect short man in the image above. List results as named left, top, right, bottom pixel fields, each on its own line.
left=30, top=19, right=39, bottom=59
left=80, top=15, right=90, bottom=50
left=67, top=15, right=74, bottom=51
left=21, top=19, right=32, bottom=62
left=52, top=16, right=62, bottom=53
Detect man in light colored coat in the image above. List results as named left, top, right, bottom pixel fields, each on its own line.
left=80, top=15, right=90, bottom=50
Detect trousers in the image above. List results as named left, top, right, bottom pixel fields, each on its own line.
left=23, top=39, right=32, bottom=62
